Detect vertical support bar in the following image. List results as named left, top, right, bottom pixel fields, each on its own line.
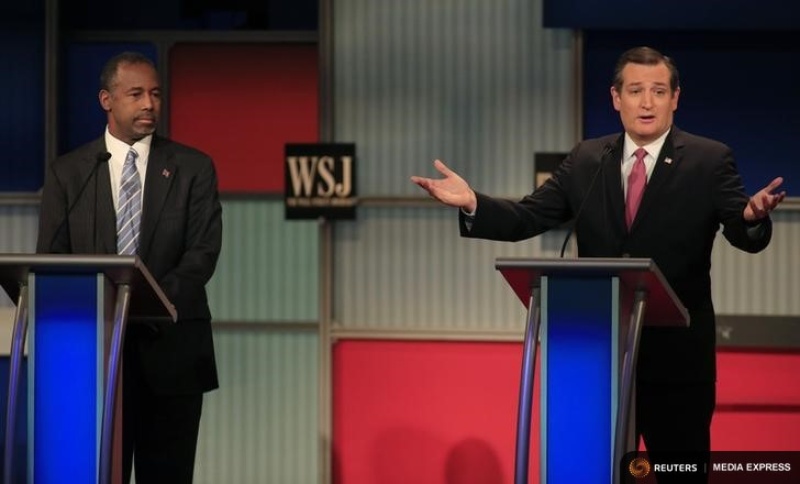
left=30, top=273, right=101, bottom=484
left=317, top=219, right=334, bottom=484
left=613, top=289, right=647, bottom=484
left=3, top=285, right=29, bottom=484
left=44, top=0, right=59, bottom=166
left=155, top=40, right=173, bottom=138
left=513, top=286, right=541, bottom=484
left=99, top=285, right=130, bottom=484
left=542, top=276, right=616, bottom=484
left=318, top=0, right=335, bottom=481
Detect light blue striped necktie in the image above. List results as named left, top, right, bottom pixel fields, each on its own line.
left=117, top=148, right=142, bottom=255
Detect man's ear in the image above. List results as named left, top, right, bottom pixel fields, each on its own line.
left=610, top=86, right=621, bottom=111
left=98, top=90, right=111, bottom=111
left=671, top=86, right=681, bottom=112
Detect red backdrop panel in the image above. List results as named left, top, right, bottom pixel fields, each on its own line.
left=333, top=341, right=800, bottom=484
left=716, top=350, right=800, bottom=406
left=712, top=411, right=800, bottom=451
left=332, top=340, right=541, bottom=484
left=713, top=349, right=800, bottom=450
left=168, top=43, right=318, bottom=193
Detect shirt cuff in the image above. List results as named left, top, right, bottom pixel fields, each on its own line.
left=745, top=221, right=766, bottom=239
left=461, top=207, right=475, bottom=231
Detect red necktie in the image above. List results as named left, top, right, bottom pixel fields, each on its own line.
left=625, top=148, right=647, bottom=229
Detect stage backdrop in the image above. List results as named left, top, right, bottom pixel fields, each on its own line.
left=582, top=30, right=800, bottom=197
left=332, top=340, right=800, bottom=484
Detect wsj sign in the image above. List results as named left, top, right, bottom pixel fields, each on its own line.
left=285, top=143, right=356, bottom=220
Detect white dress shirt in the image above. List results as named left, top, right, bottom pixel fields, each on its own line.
left=104, top=127, right=151, bottom=211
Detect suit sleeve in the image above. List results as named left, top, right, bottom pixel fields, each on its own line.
left=714, top=148, right=772, bottom=253
left=460, top=150, right=575, bottom=242
left=158, top=156, right=223, bottom=320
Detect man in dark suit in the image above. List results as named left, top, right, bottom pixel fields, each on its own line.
left=411, top=46, right=785, bottom=483
left=36, top=51, right=222, bottom=483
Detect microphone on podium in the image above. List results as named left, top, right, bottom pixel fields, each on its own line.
left=46, top=151, right=112, bottom=253
left=559, top=142, right=614, bottom=258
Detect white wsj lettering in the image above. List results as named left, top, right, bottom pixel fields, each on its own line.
left=287, top=156, right=353, bottom=197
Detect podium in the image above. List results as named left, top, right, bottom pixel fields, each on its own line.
left=495, top=258, right=688, bottom=484
left=0, top=254, right=176, bottom=484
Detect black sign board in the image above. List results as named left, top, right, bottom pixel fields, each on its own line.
left=285, top=143, right=356, bottom=220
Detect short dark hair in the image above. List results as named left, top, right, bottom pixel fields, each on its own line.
left=99, top=51, right=156, bottom=91
left=612, top=46, right=680, bottom=93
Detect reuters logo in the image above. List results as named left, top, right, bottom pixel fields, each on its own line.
left=629, top=457, right=651, bottom=479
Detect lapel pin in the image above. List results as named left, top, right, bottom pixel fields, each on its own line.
left=664, top=157, right=673, bottom=165
left=162, top=168, right=171, bottom=178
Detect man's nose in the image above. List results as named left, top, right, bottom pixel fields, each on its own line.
left=141, top=93, right=155, bottom=109
left=641, top=91, right=654, bottom=108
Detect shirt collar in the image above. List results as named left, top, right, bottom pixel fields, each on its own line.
left=104, top=126, right=153, bottom=163
left=623, top=127, right=671, bottom=162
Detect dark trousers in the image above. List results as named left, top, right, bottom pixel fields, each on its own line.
left=122, top=336, right=204, bottom=484
left=636, top=382, right=716, bottom=484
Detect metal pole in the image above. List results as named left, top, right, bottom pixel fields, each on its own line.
left=3, top=285, right=29, bottom=484
left=98, top=285, right=131, bottom=484
left=514, top=287, right=542, bottom=484
left=613, top=290, right=647, bottom=484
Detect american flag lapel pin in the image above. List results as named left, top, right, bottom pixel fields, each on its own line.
left=162, top=168, right=171, bottom=178
left=664, top=157, right=673, bottom=165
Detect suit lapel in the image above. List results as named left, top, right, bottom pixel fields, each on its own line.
left=138, top=137, right=176, bottom=261
left=629, top=129, right=683, bottom=231
left=77, top=138, right=117, bottom=254
left=95, top=160, right=116, bottom=254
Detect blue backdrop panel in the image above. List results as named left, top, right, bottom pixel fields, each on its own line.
left=61, top=0, right=317, bottom=30
left=583, top=30, right=799, bottom=196
left=60, top=43, right=158, bottom=155
left=542, top=276, right=616, bottom=484
left=544, top=0, right=800, bottom=30
left=0, top=2, right=45, bottom=192
left=31, top=274, right=100, bottom=483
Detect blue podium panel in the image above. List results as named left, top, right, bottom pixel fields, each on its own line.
left=30, top=274, right=104, bottom=483
left=541, top=276, right=619, bottom=484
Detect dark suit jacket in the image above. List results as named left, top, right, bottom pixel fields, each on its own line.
left=36, top=135, right=222, bottom=395
left=461, top=127, right=772, bottom=383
